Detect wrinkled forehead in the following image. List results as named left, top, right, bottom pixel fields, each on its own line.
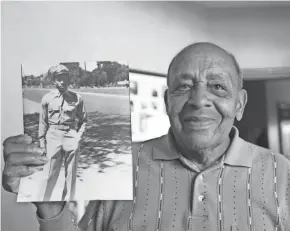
left=168, top=46, right=238, bottom=86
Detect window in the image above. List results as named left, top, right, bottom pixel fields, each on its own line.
left=152, top=89, right=158, bottom=97
left=152, top=102, right=158, bottom=110
left=130, top=81, right=138, bottom=95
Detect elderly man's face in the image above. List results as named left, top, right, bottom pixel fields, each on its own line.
left=165, top=45, right=247, bottom=151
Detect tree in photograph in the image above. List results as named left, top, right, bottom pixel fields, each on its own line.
left=32, top=76, right=41, bottom=86
left=91, top=68, right=109, bottom=87
left=98, top=61, right=121, bottom=84
left=98, top=71, right=108, bottom=86
left=79, top=70, right=93, bottom=87
left=42, top=72, right=52, bottom=88
left=23, top=75, right=36, bottom=87
left=116, top=65, right=129, bottom=82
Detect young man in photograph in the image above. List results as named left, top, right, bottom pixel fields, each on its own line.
left=38, top=64, right=87, bottom=201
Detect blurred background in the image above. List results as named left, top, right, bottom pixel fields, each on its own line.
left=1, top=1, right=290, bottom=230
left=129, top=68, right=290, bottom=157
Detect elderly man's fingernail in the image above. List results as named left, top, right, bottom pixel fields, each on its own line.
left=38, top=156, right=48, bottom=161
left=33, top=146, right=44, bottom=154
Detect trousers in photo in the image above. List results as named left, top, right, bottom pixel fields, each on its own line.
left=41, top=127, right=80, bottom=201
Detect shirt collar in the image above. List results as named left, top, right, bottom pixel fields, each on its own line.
left=152, top=129, right=180, bottom=160
left=152, top=126, right=253, bottom=168
left=56, top=89, right=69, bottom=98
left=223, top=127, right=253, bottom=168
left=50, top=90, right=61, bottom=98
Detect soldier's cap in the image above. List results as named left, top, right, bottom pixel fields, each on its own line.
left=48, top=64, right=69, bottom=79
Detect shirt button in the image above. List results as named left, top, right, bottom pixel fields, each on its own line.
left=200, top=174, right=204, bottom=180
left=198, top=195, right=205, bottom=202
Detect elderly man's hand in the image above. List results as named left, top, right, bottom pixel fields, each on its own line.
left=40, top=147, right=47, bottom=156
left=2, top=134, right=48, bottom=194
left=2, top=134, right=65, bottom=219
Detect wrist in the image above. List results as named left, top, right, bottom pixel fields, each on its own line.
left=34, top=202, right=66, bottom=220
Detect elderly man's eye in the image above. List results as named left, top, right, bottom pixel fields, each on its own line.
left=212, top=84, right=225, bottom=91
left=170, top=84, right=192, bottom=94
left=178, top=84, right=191, bottom=90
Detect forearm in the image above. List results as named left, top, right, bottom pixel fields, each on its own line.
left=36, top=202, right=66, bottom=220
left=78, top=201, right=104, bottom=231
left=38, top=115, right=48, bottom=148
left=76, top=98, right=87, bottom=139
left=37, top=201, right=104, bottom=231
left=37, top=202, right=81, bottom=231
left=77, top=122, right=87, bottom=138
left=39, top=98, right=48, bottom=148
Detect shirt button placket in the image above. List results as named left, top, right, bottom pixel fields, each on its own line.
left=198, top=195, right=205, bottom=202
left=191, top=172, right=208, bottom=230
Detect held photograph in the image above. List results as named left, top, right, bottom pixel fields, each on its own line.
left=18, top=61, right=133, bottom=202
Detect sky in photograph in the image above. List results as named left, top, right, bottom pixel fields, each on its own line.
left=22, top=61, right=128, bottom=77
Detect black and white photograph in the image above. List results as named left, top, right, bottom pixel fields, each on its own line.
left=17, top=61, right=132, bottom=202
left=2, top=2, right=290, bottom=231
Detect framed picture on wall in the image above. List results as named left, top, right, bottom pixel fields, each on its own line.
left=277, top=102, right=290, bottom=159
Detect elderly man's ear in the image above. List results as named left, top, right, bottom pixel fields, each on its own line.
left=235, top=89, right=248, bottom=121
left=164, top=89, right=169, bottom=114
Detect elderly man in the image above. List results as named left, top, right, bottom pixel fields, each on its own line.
left=3, top=43, right=290, bottom=230
left=39, top=64, right=87, bottom=201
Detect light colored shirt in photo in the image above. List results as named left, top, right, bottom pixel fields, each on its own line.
left=38, top=90, right=87, bottom=148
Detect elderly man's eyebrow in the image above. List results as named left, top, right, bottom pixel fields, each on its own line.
left=206, top=72, right=234, bottom=87
left=206, top=71, right=232, bottom=81
left=175, top=73, right=194, bottom=80
left=170, top=73, right=193, bottom=87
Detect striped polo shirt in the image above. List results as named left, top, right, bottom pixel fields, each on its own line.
left=38, top=127, right=290, bottom=231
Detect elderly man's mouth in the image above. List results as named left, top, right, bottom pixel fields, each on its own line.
left=183, top=116, right=215, bottom=129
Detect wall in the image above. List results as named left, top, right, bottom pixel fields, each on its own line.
left=266, top=79, right=290, bottom=153
left=235, top=80, right=268, bottom=145
left=202, top=5, right=290, bottom=152
left=204, top=6, right=290, bottom=68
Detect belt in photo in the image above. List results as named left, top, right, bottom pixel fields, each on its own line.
left=49, top=124, right=75, bottom=131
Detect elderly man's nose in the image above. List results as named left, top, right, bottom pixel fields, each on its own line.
left=187, top=86, right=210, bottom=108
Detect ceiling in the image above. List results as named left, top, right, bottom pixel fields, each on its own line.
left=197, top=1, right=290, bottom=9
